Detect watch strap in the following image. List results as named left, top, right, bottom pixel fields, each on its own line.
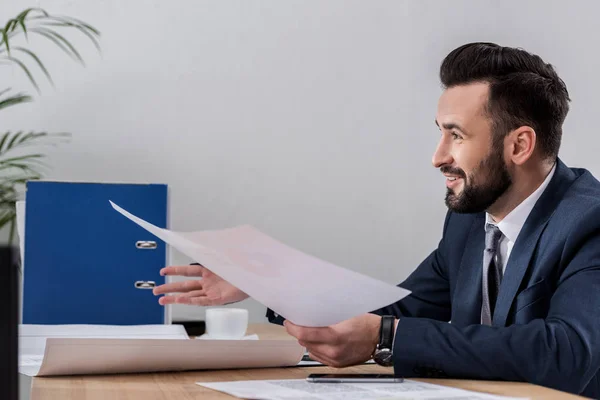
left=379, top=315, right=395, bottom=350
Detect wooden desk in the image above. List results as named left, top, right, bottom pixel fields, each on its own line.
left=29, top=324, right=586, bottom=400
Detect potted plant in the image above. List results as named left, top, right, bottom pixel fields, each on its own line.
left=0, top=8, right=100, bottom=245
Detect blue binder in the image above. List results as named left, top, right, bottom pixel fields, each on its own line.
left=22, top=181, right=168, bottom=325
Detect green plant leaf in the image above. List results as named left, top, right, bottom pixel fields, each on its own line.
left=0, top=132, right=10, bottom=153
left=0, top=8, right=95, bottom=236
left=1, top=28, right=10, bottom=53
left=14, top=8, right=47, bottom=39
left=0, top=177, right=32, bottom=188
left=0, top=162, right=40, bottom=173
left=5, top=131, right=25, bottom=151
left=40, top=20, right=101, bottom=53
left=1, top=9, right=100, bottom=98
left=0, top=161, right=47, bottom=174
left=0, top=208, right=16, bottom=232
left=28, top=27, right=76, bottom=61
left=29, top=27, right=84, bottom=64
left=4, top=55, right=39, bottom=92
left=0, top=190, right=17, bottom=204
left=0, top=154, right=44, bottom=163
left=18, top=19, right=28, bottom=39
left=32, top=14, right=100, bottom=36
left=0, top=92, right=32, bottom=111
left=12, top=47, right=54, bottom=86
left=0, top=131, right=70, bottom=154
left=15, top=8, right=47, bottom=24
left=16, top=132, right=50, bottom=145
left=60, top=15, right=99, bottom=36
left=4, top=19, right=15, bottom=31
left=0, top=131, right=70, bottom=159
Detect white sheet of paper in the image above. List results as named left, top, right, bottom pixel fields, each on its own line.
left=110, top=201, right=411, bottom=327
left=295, top=359, right=376, bottom=367
left=196, top=334, right=260, bottom=340
left=35, top=338, right=303, bottom=377
left=197, top=379, right=529, bottom=400
left=18, top=324, right=189, bottom=376
left=297, top=351, right=376, bottom=367
left=18, top=355, right=45, bottom=377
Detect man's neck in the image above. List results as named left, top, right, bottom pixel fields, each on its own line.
left=487, top=161, right=555, bottom=223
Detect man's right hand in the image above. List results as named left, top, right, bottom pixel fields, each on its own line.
left=153, top=264, right=249, bottom=306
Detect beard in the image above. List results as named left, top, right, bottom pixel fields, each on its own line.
left=443, top=147, right=512, bottom=214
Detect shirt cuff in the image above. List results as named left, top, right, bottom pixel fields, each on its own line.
left=391, top=318, right=399, bottom=349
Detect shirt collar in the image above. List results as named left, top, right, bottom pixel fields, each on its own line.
left=485, top=163, right=556, bottom=243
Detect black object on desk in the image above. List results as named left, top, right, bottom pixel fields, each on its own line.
left=0, top=246, right=19, bottom=400
left=173, top=320, right=206, bottom=337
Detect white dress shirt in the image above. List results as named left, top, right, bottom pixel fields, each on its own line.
left=485, top=163, right=556, bottom=274
left=393, top=164, right=556, bottom=342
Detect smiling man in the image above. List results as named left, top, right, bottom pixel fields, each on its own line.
left=153, top=43, right=600, bottom=398
left=435, top=82, right=516, bottom=216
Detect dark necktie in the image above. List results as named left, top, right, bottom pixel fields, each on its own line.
left=481, top=224, right=503, bottom=326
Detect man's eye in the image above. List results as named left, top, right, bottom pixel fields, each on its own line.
left=451, top=132, right=462, bottom=140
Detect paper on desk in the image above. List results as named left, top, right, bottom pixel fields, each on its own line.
left=196, top=334, right=260, bottom=340
left=197, top=379, right=529, bottom=400
left=34, top=338, right=303, bottom=376
left=19, top=324, right=189, bottom=376
left=297, top=351, right=376, bottom=367
left=19, top=324, right=303, bottom=377
left=110, top=201, right=410, bottom=327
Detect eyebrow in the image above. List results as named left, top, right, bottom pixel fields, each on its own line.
left=435, top=120, right=468, bottom=135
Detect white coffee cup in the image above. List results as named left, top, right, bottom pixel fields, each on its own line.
left=205, top=308, right=249, bottom=339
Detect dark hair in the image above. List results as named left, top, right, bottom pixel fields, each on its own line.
left=440, top=42, right=570, bottom=160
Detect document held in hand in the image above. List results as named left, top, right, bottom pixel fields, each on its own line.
left=110, top=201, right=410, bottom=327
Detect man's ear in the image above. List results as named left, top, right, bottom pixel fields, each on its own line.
left=507, top=126, right=536, bottom=165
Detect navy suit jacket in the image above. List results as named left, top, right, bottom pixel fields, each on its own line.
left=267, top=159, right=600, bottom=398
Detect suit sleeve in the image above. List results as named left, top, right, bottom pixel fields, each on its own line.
left=391, top=208, right=600, bottom=395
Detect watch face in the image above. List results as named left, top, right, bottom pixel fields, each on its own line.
left=374, top=348, right=394, bottom=366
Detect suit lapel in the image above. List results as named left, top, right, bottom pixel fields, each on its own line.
left=453, top=214, right=486, bottom=326
left=493, top=159, right=577, bottom=326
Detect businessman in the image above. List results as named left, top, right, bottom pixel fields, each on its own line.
left=154, top=42, right=600, bottom=397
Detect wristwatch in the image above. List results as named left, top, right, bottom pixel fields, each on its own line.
left=372, top=315, right=395, bottom=367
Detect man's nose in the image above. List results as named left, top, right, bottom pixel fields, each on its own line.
left=432, top=139, right=453, bottom=168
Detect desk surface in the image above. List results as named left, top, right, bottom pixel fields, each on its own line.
left=29, top=324, right=586, bottom=400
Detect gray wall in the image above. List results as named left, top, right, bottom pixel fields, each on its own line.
left=3, top=0, right=600, bottom=324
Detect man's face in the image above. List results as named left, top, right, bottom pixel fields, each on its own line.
left=433, top=82, right=512, bottom=214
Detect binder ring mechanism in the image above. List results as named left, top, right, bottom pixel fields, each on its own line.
left=134, top=281, right=156, bottom=289
left=136, top=241, right=157, bottom=249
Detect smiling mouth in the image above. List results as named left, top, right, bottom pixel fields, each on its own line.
left=445, top=176, right=463, bottom=189
left=444, top=174, right=463, bottom=181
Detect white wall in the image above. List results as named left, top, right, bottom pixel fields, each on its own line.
left=3, top=0, right=600, bottom=323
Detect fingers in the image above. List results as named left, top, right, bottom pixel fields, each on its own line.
left=284, top=321, right=333, bottom=343
left=157, top=288, right=221, bottom=307
left=158, top=295, right=179, bottom=305
left=306, top=350, right=336, bottom=367
left=158, top=290, right=208, bottom=305
left=153, top=280, right=203, bottom=295
left=178, top=290, right=207, bottom=299
left=179, top=295, right=219, bottom=306
left=285, top=321, right=348, bottom=367
left=160, top=265, right=206, bottom=277
left=305, top=345, right=352, bottom=368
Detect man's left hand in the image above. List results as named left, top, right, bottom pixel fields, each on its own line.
left=284, top=313, right=381, bottom=368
